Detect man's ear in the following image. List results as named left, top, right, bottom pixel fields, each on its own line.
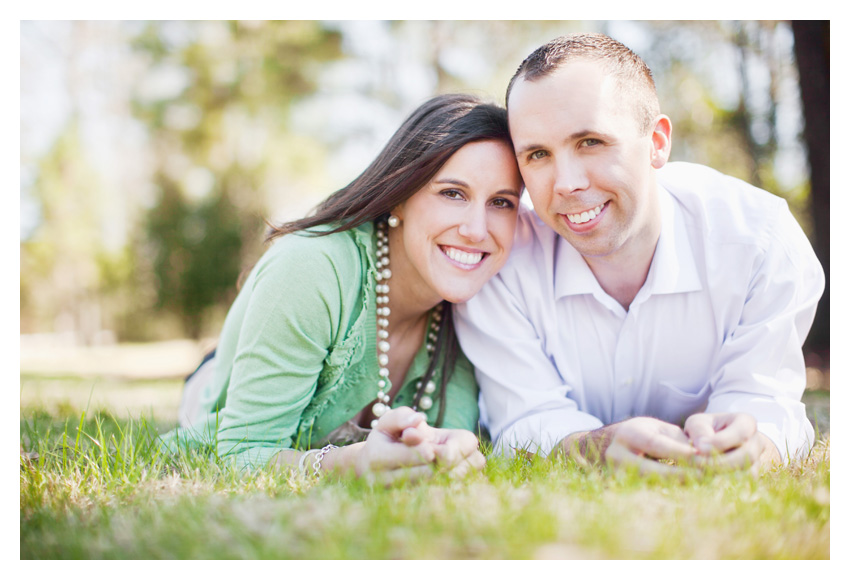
left=649, top=115, right=672, bottom=169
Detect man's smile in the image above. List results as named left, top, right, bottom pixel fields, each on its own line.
left=565, top=202, right=607, bottom=224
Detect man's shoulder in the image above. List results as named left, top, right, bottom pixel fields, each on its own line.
left=503, top=205, right=562, bottom=266
left=658, top=162, right=790, bottom=247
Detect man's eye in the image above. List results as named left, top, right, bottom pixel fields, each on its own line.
left=529, top=150, right=548, bottom=160
left=581, top=138, right=602, bottom=147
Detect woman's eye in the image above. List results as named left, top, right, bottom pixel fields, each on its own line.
left=491, top=198, right=516, bottom=209
left=442, top=189, right=464, bottom=199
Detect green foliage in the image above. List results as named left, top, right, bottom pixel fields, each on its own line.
left=143, top=173, right=245, bottom=338
left=130, top=21, right=344, bottom=339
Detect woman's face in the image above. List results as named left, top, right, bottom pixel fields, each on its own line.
left=390, top=139, right=523, bottom=307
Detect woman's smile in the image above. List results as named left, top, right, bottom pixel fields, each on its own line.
left=440, top=245, right=488, bottom=268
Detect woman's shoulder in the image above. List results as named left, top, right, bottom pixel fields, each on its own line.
left=257, top=222, right=375, bottom=283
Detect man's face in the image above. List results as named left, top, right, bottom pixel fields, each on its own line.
left=507, top=61, right=667, bottom=265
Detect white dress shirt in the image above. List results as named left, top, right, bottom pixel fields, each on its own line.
left=455, top=162, right=824, bottom=461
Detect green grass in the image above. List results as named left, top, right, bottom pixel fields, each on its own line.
left=20, top=376, right=830, bottom=559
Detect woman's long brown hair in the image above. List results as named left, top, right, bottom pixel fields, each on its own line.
left=267, top=94, right=514, bottom=426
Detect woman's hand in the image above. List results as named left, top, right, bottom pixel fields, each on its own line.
left=415, top=423, right=486, bottom=478
left=354, top=407, right=437, bottom=481
left=356, top=406, right=484, bottom=482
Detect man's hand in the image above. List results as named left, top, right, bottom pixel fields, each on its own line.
left=684, top=412, right=780, bottom=473
left=561, top=417, right=697, bottom=475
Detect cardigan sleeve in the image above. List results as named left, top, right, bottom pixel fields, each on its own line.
left=215, top=234, right=355, bottom=468
left=438, top=350, right=480, bottom=433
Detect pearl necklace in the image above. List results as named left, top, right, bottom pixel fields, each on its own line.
left=370, top=219, right=441, bottom=429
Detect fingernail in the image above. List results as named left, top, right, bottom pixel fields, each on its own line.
left=406, top=412, right=427, bottom=426
left=694, top=438, right=712, bottom=454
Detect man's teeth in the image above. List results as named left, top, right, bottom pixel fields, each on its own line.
left=444, top=247, right=484, bottom=265
left=567, top=203, right=605, bottom=224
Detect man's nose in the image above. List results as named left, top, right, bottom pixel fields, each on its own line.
left=553, top=155, right=590, bottom=196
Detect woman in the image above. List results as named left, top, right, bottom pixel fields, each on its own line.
left=166, top=94, right=523, bottom=481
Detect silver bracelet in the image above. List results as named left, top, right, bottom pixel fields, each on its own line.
left=298, top=444, right=338, bottom=478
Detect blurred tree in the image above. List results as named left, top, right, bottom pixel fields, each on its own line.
left=20, top=118, right=128, bottom=344
left=144, top=173, right=243, bottom=338
left=791, top=20, right=829, bottom=356
left=131, top=21, right=343, bottom=338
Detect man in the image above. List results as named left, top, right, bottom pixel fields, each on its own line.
left=454, top=33, right=824, bottom=474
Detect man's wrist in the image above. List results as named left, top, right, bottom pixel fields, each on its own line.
left=756, top=431, right=781, bottom=467
left=560, top=429, right=606, bottom=464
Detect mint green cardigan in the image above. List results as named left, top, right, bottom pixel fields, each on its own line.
left=164, top=222, right=479, bottom=469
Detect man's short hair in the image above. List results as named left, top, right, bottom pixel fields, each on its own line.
left=506, top=33, right=661, bottom=135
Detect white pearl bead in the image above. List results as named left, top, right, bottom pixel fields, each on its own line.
left=378, top=354, right=388, bottom=366
left=424, top=380, right=436, bottom=394
left=379, top=368, right=389, bottom=377
left=373, top=402, right=387, bottom=417
left=378, top=379, right=386, bottom=389
left=378, top=330, right=389, bottom=339
left=382, top=268, right=392, bottom=279
left=378, top=340, right=390, bottom=352
left=419, top=396, right=433, bottom=410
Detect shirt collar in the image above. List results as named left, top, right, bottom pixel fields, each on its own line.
left=553, top=185, right=702, bottom=302
left=645, top=184, right=702, bottom=296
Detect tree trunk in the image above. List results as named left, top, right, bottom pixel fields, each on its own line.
left=791, top=20, right=829, bottom=359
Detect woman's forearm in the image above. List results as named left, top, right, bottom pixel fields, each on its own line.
left=273, top=442, right=367, bottom=476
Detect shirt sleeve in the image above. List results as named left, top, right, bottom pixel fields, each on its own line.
left=436, top=350, right=480, bottom=432
left=703, top=203, right=824, bottom=461
left=215, top=237, right=351, bottom=468
left=455, top=272, right=603, bottom=457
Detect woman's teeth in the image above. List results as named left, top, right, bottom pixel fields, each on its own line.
left=443, top=247, right=484, bottom=265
